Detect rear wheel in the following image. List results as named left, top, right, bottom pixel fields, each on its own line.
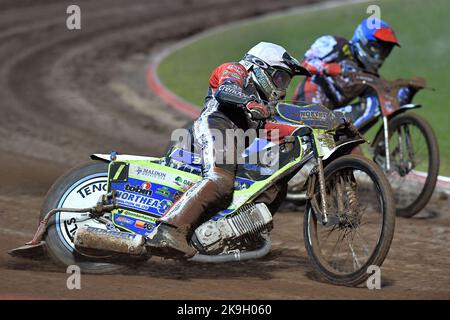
left=41, top=162, right=127, bottom=273
left=373, top=112, right=439, bottom=217
left=304, top=155, right=395, bottom=286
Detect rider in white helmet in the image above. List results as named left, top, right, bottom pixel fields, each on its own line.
left=148, top=42, right=310, bottom=257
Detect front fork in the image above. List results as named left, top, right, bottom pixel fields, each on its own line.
left=305, top=131, right=361, bottom=227
left=316, top=157, right=329, bottom=224
left=305, top=133, right=332, bottom=226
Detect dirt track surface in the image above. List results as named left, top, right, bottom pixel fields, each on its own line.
left=0, top=0, right=449, bottom=299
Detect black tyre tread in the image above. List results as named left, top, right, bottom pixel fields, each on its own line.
left=304, top=155, right=396, bottom=286
left=40, top=161, right=127, bottom=274
left=374, top=112, right=440, bottom=217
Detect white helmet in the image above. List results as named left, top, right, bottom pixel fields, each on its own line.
left=240, top=42, right=310, bottom=101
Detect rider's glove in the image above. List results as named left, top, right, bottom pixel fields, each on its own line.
left=267, top=100, right=278, bottom=116
left=322, top=63, right=342, bottom=76
left=246, top=100, right=272, bottom=120
left=340, top=61, right=359, bottom=77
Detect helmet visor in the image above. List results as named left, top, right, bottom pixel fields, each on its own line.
left=270, top=68, right=292, bottom=89
left=367, top=40, right=394, bottom=61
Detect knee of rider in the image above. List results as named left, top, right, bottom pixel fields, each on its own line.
left=205, top=167, right=235, bottom=199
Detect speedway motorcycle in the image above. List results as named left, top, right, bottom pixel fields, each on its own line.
left=10, top=102, right=395, bottom=286
left=288, top=72, right=439, bottom=217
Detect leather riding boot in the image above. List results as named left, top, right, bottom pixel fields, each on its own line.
left=160, top=168, right=234, bottom=226
left=149, top=167, right=235, bottom=257
left=146, top=223, right=197, bottom=258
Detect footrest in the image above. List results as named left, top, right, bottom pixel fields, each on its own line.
left=8, top=241, right=47, bottom=259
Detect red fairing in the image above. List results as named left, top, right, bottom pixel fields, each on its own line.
left=209, top=62, right=248, bottom=92
left=264, top=121, right=298, bottom=142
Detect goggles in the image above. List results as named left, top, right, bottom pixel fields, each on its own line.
left=267, top=67, right=292, bottom=89
left=367, top=41, right=394, bottom=61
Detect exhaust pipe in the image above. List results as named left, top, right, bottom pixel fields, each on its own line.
left=74, top=226, right=271, bottom=263
left=74, top=226, right=147, bottom=256
left=189, top=237, right=272, bottom=263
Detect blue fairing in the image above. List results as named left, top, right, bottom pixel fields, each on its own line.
left=171, top=136, right=275, bottom=172
left=353, top=96, right=379, bottom=127
left=169, top=148, right=202, bottom=166
left=242, top=138, right=271, bottom=157
left=110, top=177, right=178, bottom=218
left=334, top=96, right=380, bottom=128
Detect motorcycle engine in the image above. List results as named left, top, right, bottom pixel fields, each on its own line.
left=192, top=203, right=273, bottom=254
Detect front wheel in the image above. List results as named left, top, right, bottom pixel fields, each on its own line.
left=304, top=155, right=395, bottom=286
left=372, top=112, right=440, bottom=217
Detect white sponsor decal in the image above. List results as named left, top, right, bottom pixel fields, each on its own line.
left=129, top=164, right=196, bottom=190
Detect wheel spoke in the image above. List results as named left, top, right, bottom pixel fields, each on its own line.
left=345, top=234, right=362, bottom=271
left=352, top=228, right=373, bottom=257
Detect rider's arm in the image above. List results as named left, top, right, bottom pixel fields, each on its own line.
left=301, top=35, right=342, bottom=76
left=210, top=63, right=270, bottom=119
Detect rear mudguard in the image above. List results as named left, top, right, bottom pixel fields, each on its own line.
left=90, top=154, right=159, bottom=162
left=388, top=103, right=422, bottom=118
left=371, top=104, right=421, bottom=148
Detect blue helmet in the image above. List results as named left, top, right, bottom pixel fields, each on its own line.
left=351, top=19, right=400, bottom=72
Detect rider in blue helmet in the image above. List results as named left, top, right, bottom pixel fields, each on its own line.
left=292, top=18, right=400, bottom=127
left=352, top=18, right=400, bottom=73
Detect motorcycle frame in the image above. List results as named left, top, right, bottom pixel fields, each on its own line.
left=102, top=124, right=366, bottom=234
left=349, top=72, right=425, bottom=172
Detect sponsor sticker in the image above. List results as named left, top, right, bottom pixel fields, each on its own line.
left=299, top=110, right=328, bottom=120
left=115, top=189, right=173, bottom=215
left=173, top=191, right=182, bottom=201
left=115, top=216, right=134, bottom=226
left=76, top=181, right=107, bottom=199
left=134, top=220, right=154, bottom=231
left=124, top=182, right=153, bottom=196
left=129, top=165, right=167, bottom=181
left=156, top=186, right=171, bottom=197
left=174, top=176, right=194, bottom=189
left=116, top=209, right=157, bottom=223
left=128, top=164, right=197, bottom=190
